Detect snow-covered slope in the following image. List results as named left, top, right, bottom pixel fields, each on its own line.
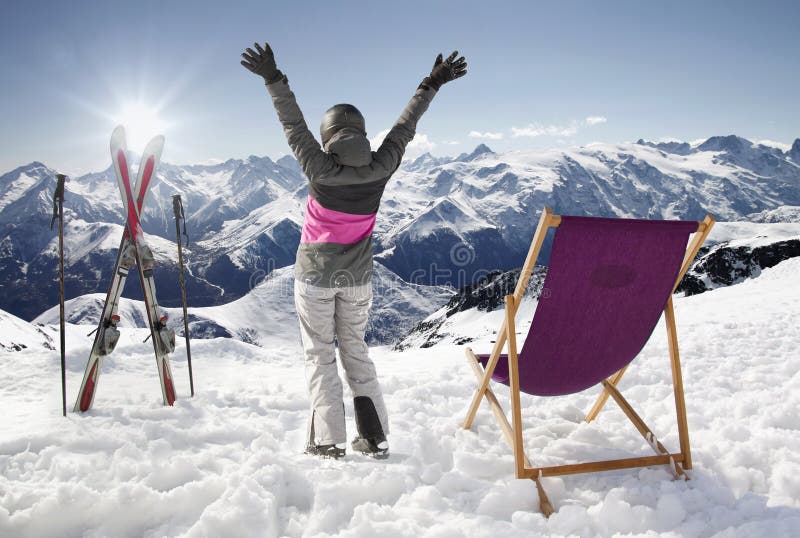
left=745, top=205, right=800, bottom=223
left=35, top=262, right=452, bottom=346
left=0, top=309, right=54, bottom=352
left=679, top=223, right=800, bottom=295
left=1, top=255, right=798, bottom=536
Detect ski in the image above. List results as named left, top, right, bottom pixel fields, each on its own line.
left=73, top=126, right=176, bottom=410
left=113, top=127, right=177, bottom=407
left=74, top=129, right=152, bottom=411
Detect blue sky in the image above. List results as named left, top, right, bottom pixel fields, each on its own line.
left=1, top=0, right=798, bottom=175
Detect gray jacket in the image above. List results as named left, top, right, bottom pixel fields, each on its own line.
left=266, top=76, right=436, bottom=287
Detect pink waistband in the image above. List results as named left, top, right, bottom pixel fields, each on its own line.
left=301, top=195, right=376, bottom=244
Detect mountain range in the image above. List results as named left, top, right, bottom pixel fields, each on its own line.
left=2, top=134, right=799, bottom=333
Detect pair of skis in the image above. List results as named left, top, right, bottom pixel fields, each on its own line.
left=74, top=126, right=177, bottom=411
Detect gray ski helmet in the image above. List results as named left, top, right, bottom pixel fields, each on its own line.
left=320, top=104, right=366, bottom=148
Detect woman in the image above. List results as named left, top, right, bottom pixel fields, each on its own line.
left=241, top=41, right=467, bottom=459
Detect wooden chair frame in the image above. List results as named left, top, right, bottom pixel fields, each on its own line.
left=462, top=207, right=715, bottom=516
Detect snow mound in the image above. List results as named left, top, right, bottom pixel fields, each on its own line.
left=0, top=309, right=55, bottom=352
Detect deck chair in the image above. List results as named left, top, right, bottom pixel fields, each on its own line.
left=462, top=207, right=715, bottom=515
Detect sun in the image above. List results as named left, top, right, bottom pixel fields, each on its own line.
left=114, top=102, right=168, bottom=150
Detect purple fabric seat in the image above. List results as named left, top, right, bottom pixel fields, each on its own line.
left=477, top=216, right=697, bottom=396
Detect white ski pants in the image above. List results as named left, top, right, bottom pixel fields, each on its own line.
left=294, top=280, right=389, bottom=445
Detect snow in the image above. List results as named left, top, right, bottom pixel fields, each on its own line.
left=707, top=221, right=800, bottom=247
left=755, top=140, right=793, bottom=152
left=0, top=172, right=39, bottom=212
left=2, top=257, right=799, bottom=536
left=745, top=205, right=800, bottom=224
left=0, top=310, right=53, bottom=352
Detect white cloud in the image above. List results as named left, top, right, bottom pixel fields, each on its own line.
left=468, top=130, right=504, bottom=140
left=406, top=133, right=436, bottom=157
left=585, top=116, right=607, bottom=126
left=510, top=116, right=608, bottom=138
left=441, top=140, right=461, bottom=145
left=511, top=122, right=579, bottom=138
left=370, top=130, right=436, bottom=158
left=369, top=128, right=391, bottom=150
left=756, top=139, right=791, bottom=151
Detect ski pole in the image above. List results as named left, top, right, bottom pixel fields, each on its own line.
left=51, top=173, right=67, bottom=416
left=172, top=194, right=194, bottom=396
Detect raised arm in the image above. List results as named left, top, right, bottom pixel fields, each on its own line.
left=241, top=42, right=335, bottom=181
left=374, top=51, right=468, bottom=174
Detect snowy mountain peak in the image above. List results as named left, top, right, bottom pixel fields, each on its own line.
left=697, top=134, right=752, bottom=153
left=250, top=154, right=274, bottom=163
left=0, top=161, right=54, bottom=186
left=790, top=138, right=800, bottom=162
left=457, top=144, right=494, bottom=162
left=2, top=161, right=50, bottom=177
left=0, top=161, right=57, bottom=214
left=276, top=155, right=301, bottom=174
left=636, top=138, right=694, bottom=155
left=471, top=143, right=493, bottom=155
left=402, top=152, right=450, bottom=172
left=409, top=152, right=435, bottom=167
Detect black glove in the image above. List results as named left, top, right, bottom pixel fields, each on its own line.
left=421, top=51, right=467, bottom=91
left=241, top=42, right=283, bottom=84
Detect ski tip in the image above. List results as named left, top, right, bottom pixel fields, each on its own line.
left=143, top=135, right=166, bottom=155
left=111, top=125, right=127, bottom=151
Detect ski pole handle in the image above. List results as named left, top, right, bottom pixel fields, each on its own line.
left=55, top=173, right=66, bottom=200
left=51, top=174, right=67, bottom=230
left=172, top=194, right=189, bottom=246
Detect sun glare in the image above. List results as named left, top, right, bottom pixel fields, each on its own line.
left=114, top=103, right=168, bottom=150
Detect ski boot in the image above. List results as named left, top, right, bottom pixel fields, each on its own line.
left=352, top=396, right=389, bottom=459
left=351, top=435, right=389, bottom=459
left=304, top=411, right=346, bottom=459
left=304, top=443, right=346, bottom=460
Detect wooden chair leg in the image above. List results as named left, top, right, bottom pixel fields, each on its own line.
left=585, top=365, right=628, bottom=422
left=462, top=339, right=506, bottom=430
left=505, top=296, right=525, bottom=479
left=505, top=296, right=555, bottom=515
left=463, top=207, right=560, bottom=431
left=601, top=380, right=688, bottom=480
left=665, top=297, right=692, bottom=469
left=465, top=348, right=554, bottom=516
